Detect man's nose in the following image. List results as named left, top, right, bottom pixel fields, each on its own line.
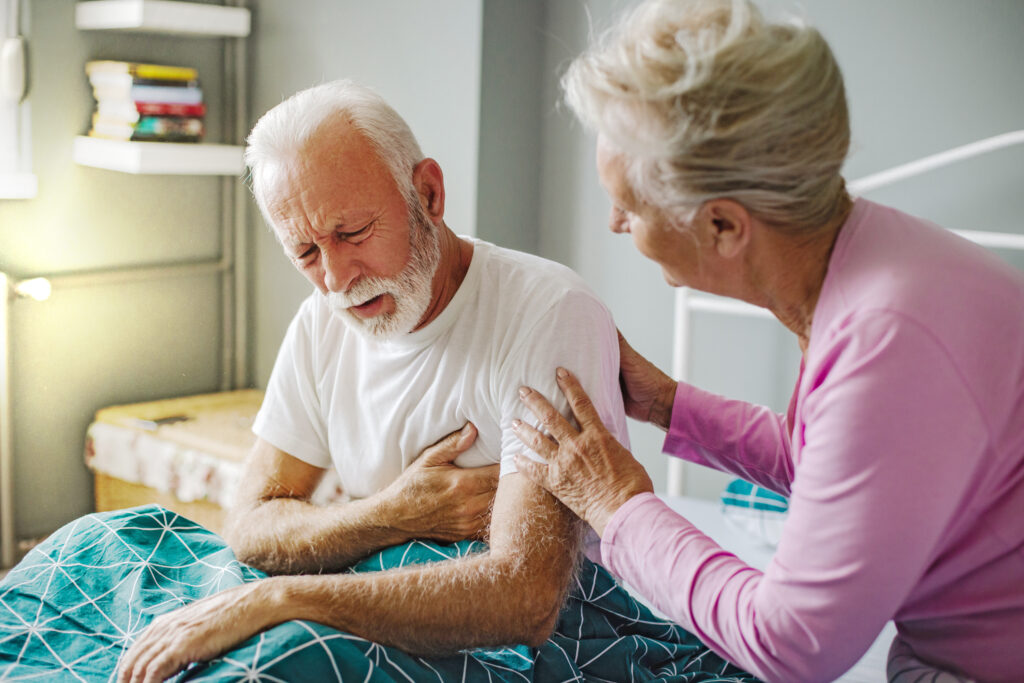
left=321, top=243, right=360, bottom=293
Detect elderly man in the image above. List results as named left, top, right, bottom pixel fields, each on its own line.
left=118, top=79, right=628, bottom=680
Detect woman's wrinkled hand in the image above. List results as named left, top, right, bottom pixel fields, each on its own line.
left=618, top=330, right=677, bottom=432
left=512, top=367, right=654, bottom=537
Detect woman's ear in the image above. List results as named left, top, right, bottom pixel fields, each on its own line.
left=699, top=199, right=753, bottom=259
left=412, top=158, right=446, bottom=225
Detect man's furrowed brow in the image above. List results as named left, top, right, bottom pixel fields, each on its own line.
left=332, top=208, right=379, bottom=230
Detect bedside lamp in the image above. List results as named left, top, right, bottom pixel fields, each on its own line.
left=13, top=277, right=50, bottom=302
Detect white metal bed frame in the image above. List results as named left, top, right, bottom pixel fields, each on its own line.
left=667, top=129, right=1024, bottom=496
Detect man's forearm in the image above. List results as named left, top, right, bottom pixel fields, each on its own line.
left=225, top=495, right=412, bottom=574
left=240, top=476, right=582, bottom=654
left=228, top=434, right=498, bottom=575
left=267, top=548, right=571, bottom=654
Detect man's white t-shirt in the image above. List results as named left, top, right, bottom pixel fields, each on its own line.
left=253, top=238, right=629, bottom=500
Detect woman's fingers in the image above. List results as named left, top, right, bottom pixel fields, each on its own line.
left=517, top=385, right=576, bottom=442
left=554, top=367, right=603, bottom=429
left=517, top=367, right=604, bottom=442
left=513, top=454, right=549, bottom=489
left=511, top=418, right=558, bottom=457
left=513, top=370, right=656, bottom=535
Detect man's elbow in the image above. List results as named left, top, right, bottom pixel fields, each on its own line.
left=223, top=522, right=258, bottom=567
left=521, top=601, right=561, bottom=648
left=225, top=535, right=297, bottom=575
left=225, top=535, right=262, bottom=569
left=497, top=561, right=567, bottom=647
left=222, top=506, right=277, bottom=571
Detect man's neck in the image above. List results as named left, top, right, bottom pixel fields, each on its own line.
left=414, top=226, right=473, bottom=332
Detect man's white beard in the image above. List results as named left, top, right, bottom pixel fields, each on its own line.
left=326, top=201, right=441, bottom=342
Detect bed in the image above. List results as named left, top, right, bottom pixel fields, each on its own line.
left=658, top=495, right=896, bottom=683
left=0, top=503, right=759, bottom=681
left=1, top=397, right=893, bottom=681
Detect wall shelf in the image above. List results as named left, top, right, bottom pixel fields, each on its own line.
left=75, top=0, right=251, bottom=37
left=73, top=136, right=244, bottom=175
left=70, top=0, right=251, bottom=383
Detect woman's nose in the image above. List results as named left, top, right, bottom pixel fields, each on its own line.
left=609, top=208, right=629, bottom=234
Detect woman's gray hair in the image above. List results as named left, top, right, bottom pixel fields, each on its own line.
left=563, top=0, right=850, bottom=234
left=245, top=79, right=424, bottom=222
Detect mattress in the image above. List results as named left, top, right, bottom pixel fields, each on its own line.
left=84, top=389, right=343, bottom=532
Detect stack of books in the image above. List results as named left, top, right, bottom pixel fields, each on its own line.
left=85, top=61, right=206, bottom=143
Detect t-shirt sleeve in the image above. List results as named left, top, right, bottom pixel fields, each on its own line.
left=252, top=297, right=332, bottom=468
left=602, top=311, right=990, bottom=681
left=498, top=289, right=630, bottom=477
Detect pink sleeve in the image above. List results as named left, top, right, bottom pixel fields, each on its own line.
left=664, top=382, right=795, bottom=494
left=604, top=312, right=989, bottom=681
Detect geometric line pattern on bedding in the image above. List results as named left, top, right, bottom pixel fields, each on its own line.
left=0, top=505, right=759, bottom=682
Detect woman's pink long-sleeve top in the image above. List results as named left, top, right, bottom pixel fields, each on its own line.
left=601, top=199, right=1024, bottom=682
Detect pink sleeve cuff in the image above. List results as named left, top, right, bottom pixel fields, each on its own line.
left=600, top=491, right=667, bottom=571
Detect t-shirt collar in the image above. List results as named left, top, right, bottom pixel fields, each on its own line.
left=382, top=236, right=487, bottom=349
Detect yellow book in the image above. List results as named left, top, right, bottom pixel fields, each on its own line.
left=85, top=60, right=198, bottom=82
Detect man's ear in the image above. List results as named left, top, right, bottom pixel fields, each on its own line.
left=412, top=158, right=445, bottom=225
left=699, top=199, right=752, bottom=259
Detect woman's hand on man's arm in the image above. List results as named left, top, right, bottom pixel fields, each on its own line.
left=513, top=367, right=654, bottom=536
left=618, top=330, right=677, bottom=432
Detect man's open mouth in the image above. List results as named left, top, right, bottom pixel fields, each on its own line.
left=353, top=294, right=383, bottom=309
left=349, top=293, right=387, bottom=317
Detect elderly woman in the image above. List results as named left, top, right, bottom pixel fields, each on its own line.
left=511, top=0, right=1024, bottom=681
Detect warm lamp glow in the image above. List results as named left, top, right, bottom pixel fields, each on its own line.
left=13, top=277, right=50, bottom=301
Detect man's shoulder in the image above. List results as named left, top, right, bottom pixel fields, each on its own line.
left=472, top=239, right=599, bottom=303
left=467, top=239, right=615, bottom=346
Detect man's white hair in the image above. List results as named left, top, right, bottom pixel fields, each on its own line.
left=245, top=79, right=425, bottom=225
left=563, top=0, right=850, bottom=234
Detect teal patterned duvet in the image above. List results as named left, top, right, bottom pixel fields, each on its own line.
left=0, top=505, right=757, bottom=681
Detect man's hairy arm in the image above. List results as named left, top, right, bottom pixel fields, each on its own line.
left=225, top=426, right=498, bottom=574
left=118, top=473, right=582, bottom=680
left=277, top=472, right=581, bottom=651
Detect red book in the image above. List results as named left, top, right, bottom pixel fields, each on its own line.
left=136, top=102, right=207, bottom=117
left=96, top=100, right=207, bottom=122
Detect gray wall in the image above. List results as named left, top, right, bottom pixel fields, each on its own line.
left=475, top=0, right=545, bottom=254
left=536, top=0, right=1024, bottom=498
left=248, top=0, right=484, bottom=386
left=2, top=0, right=488, bottom=545
left=0, top=0, right=230, bottom=540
